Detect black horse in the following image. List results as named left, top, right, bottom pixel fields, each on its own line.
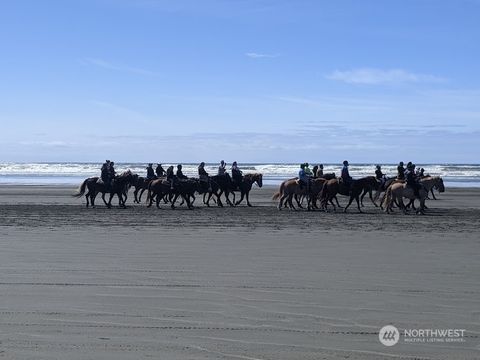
left=73, top=170, right=135, bottom=208
left=203, top=174, right=235, bottom=207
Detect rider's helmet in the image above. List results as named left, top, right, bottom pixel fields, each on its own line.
left=177, top=164, right=182, bottom=169
left=399, top=161, right=404, bottom=166
left=343, top=160, right=349, bottom=166
left=319, top=164, right=324, bottom=169
left=300, top=163, right=305, bottom=169
left=200, top=162, right=205, bottom=167
left=376, top=165, right=381, bottom=169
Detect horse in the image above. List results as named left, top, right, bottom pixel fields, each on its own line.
left=146, top=178, right=200, bottom=209
left=203, top=174, right=235, bottom=207
left=420, top=176, right=445, bottom=200
left=358, top=176, right=381, bottom=207
left=232, top=173, right=263, bottom=206
left=272, top=178, right=327, bottom=210
left=382, top=182, right=429, bottom=215
left=132, top=175, right=159, bottom=203
left=73, top=170, right=135, bottom=208
left=319, top=176, right=379, bottom=213
left=373, top=177, right=399, bottom=206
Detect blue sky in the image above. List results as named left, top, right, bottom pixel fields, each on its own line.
left=0, top=0, right=479, bottom=163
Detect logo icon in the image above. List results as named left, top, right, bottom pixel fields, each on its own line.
left=379, top=325, right=400, bottom=346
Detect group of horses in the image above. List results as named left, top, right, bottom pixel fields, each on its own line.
left=73, top=170, right=263, bottom=209
left=273, top=174, right=445, bottom=214
left=73, top=169, right=445, bottom=215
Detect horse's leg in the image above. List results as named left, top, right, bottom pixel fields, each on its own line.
left=156, top=193, right=161, bottom=208
left=107, top=193, right=113, bottom=209
left=217, top=190, right=224, bottom=207
left=360, top=189, right=368, bottom=207
left=101, top=193, right=108, bottom=207
left=368, top=189, right=377, bottom=207
left=431, top=188, right=437, bottom=200
left=294, top=194, right=303, bottom=209
left=138, top=188, right=146, bottom=203
left=343, top=196, right=354, bottom=213
left=235, top=191, right=245, bottom=206
left=355, top=195, right=362, bottom=213
left=171, top=194, right=179, bottom=209
left=246, top=191, right=252, bottom=207
left=334, top=196, right=342, bottom=208
left=133, top=188, right=139, bottom=203
left=118, top=192, right=125, bottom=208
left=288, top=194, right=296, bottom=210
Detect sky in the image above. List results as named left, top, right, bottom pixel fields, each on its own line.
left=0, top=0, right=479, bottom=163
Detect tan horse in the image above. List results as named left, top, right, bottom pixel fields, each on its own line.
left=420, top=176, right=445, bottom=199
left=272, top=178, right=326, bottom=210
left=382, top=182, right=429, bottom=214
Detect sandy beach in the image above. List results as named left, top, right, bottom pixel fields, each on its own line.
left=0, top=185, right=479, bottom=359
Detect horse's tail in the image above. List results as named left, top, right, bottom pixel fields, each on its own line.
left=272, top=181, right=285, bottom=200
left=146, top=181, right=153, bottom=204
left=72, top=179, right=88, bottom=197
left=319, top=181, right=329, bottom=207
left=382, top=185, right=393, bottom=211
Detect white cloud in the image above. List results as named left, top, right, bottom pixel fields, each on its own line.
left=245, top=52, right=279, bottom=59
left=80, top=57, right=159, bottom=76
left=326, top=68, right=446, bottom=85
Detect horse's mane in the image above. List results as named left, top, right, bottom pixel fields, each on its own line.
left=118, top=169, right=132, bottom=177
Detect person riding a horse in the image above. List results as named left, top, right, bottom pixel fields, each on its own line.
left=397, top=161, right=405, bottom=180
left=218, top=160, right=226, bottom=176
left=405, top=163, right=420, bottom=197
left=341, top=160, right=352, bottom=187
left=146, top=163, right=156, bottom=180
left=155, top=163, right=166, bottom=177
left=176, top=164, right=188, bottom=180
left=231, top=161, right=243, bottom=188
left=100, top=160, right=110, bottom=187
left=298, top=163, right=311, bottom=191
left=166, top=165, right=175, bottom=189
left=375, top=164, right=386, bottom=183
left=304, top=163, right=313, bottom=177
left=316, top=164, right=324, bottom=178
left=198, top=162, right=212, bottom=192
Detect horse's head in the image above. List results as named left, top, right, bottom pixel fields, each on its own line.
left=435, top=177, right=445, bottom=193
left=254, top=173, right=263, bottom=188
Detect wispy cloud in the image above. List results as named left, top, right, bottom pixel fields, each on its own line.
left=245, top=52, right=279, bottom=59
left=80, top=57, right=159, bottom=76
left=326, top=68, right=446, bottom=85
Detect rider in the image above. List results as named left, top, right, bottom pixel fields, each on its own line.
left=397, top=161, right=405, bottom=180
left=298, top=163, right=310, bottom=191
left=316, top=164, right=324, bottom=178
left=405, top=163, right=420, bottom=197
left=198, top=162, right=212, bottom=191
left=419, top=168, right=425, bottom=178
left=231, top=161, right=243, bottom=188
left=146, top=163, right=155, bottom=180
left=341, top=160, right=352, bottom=187
left=218, top=160, right=227, bottom=176
left=155, top=163, right=166, bottom=177
left=166, top=165, right=175, bottom=189
left=304, top=163, right=313, bottom=177
left=107, top=161, right=116, bottom=187
left=100, top=160, right=110, bottom=187
left=176, top=164, right=188, bottom=180
left=375, top=165, right=386, bottom=187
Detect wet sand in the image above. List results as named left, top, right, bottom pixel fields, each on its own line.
left=0, top=185, right=479, bottom=359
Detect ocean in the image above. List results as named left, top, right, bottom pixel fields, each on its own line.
left=0, top=163, right=479, bottom=188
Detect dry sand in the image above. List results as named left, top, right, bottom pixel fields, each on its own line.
left=0, top=185, right=479, bottom=359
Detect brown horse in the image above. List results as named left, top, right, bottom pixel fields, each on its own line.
left=319, top=176, right=379, bottom=213
left=382, top=182, right=429, bottom=215
left=132, top=175, right=159, bottom=203
left=233, top=173, right=263, bottom=207
left=146, top=178, right=200, bottom=209
left=272, top=178, right=326, bottom=210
